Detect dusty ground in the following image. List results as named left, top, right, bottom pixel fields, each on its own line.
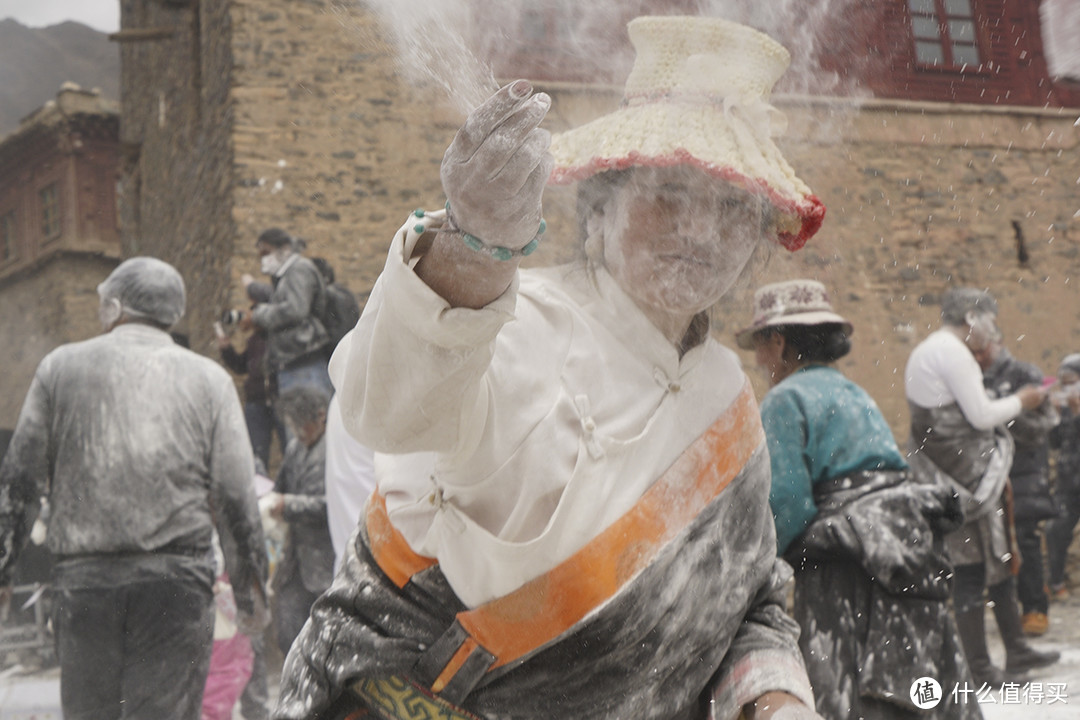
left=979, top=589, right=1080, bottom=719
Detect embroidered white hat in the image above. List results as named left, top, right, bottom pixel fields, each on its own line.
left=548, top=16, right=825, bottom=251
left=735, top=279, right=852, bottom=349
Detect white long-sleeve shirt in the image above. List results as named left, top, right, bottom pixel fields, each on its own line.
left=904, top=328, right=1021, bottom=430
left=329, top=217, right=746, bottom=607
left=324, top=394, right=375, bottom=573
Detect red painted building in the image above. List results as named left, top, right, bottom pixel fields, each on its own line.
left=0, top=84, right=121, bottom=428
left=0, top=84, right=121, bottom=282
left=483, top=0, right=1080, bottom=108
left=815, top=0, right=1080, bottom=107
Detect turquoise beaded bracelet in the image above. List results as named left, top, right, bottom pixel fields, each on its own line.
left=412, top=205, right=546, bottom=261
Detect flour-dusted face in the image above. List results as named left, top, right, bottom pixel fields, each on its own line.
left=963, top=309, right=1000, bottom=353
left=599, top=166, right=763, bottom=320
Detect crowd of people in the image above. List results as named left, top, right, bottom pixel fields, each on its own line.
left=1, top=13, right=1080, bottom=720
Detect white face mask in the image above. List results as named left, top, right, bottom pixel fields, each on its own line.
left=261, top=253, right=283, bottom=276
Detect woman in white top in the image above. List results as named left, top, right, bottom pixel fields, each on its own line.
left=278, top=17, right=828, bottom=720
left=905, top=288, right=1055, bottom=687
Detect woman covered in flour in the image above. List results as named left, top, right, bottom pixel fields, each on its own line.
left=737, top=280, right=979, bottom=719
left=276, top=16, right=826, bottom=720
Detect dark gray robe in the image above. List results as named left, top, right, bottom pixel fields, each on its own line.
left=908, top=402, right=1015, bottom=586
left=785, top=469, right=981, bottom=719
left=275, top=440, right=815, bottom=720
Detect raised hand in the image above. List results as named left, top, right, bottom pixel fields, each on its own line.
left=440, top=80, right=553, bottom=252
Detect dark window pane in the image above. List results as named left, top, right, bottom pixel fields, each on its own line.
left=40, top=184, right=60, bottom=239
left=909, top=0, right=936, bottom=14
left=1, top=211, right=15, bottom=261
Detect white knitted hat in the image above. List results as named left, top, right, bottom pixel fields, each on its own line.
left=549, top=16, right=825, bottom=251
left=734, top=279, right=852, bottom=349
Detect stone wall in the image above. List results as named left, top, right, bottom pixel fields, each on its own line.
left=226, top=0, right=461, bottom=315
left=171, top=0, right=1080, bottom=445
left=722, top=100, right=1080, bottom=440
left=118, top=0, right=237, bottom=351
left=0, top=254, right=118, bottom=427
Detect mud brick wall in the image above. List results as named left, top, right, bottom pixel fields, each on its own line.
left=0, top=255, right=117, bottom=426
left=227, top=0, right=463, bottom=317
left=122, top=0, right=1080, bottom=446
left=118, top=0, right=238, bottom=352
left=724, top=100, right=1080, bottom=440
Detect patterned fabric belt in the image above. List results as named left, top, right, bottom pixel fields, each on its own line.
left=361, top=381, right=764, bottom=709
left=346, top=676, right=482, bottom=720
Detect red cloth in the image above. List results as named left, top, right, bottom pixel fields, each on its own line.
left=201, top=632, right=255, bottom=720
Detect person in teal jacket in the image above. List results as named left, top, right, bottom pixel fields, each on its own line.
left=737, top=279, right=978, bottom=720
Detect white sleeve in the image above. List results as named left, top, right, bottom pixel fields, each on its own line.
left=937, top=340, right=1023, bottom=430
left=328, top=213, right=518, bottom=455
left=324, top=395, right=376, bottom=572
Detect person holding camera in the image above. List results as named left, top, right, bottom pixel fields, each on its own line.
left=216, top=282, right=281, bottom=473
left=244, top=227, right=333, bottom=398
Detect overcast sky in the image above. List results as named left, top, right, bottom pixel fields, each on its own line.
left=0, top=0, right=118, bottom=33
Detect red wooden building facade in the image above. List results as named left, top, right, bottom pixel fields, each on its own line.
left=480, top=0, right=1080, bottom=108
left=0, top=86, right=121, bottom=283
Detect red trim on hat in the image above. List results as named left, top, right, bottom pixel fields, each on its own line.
left=549, top=150, right=825, bottom=252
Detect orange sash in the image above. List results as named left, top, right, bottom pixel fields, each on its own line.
left=364, top=380, right=763, bottom=691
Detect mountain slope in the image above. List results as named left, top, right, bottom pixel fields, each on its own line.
left=0, top=19, right=119, bottom=135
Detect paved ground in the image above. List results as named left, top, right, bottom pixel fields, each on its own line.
left=3, top=584, right=1080, bottom=718
left=978, top=589, right=1080, bottom=718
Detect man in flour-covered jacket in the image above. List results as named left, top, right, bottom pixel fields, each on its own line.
left=0, top=257, right=268, bottom=720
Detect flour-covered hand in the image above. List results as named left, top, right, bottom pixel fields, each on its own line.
left=440, top=80, right=553, bottom=252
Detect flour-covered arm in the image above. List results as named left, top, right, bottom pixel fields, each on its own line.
left=943, top=349, right=1022, bottom=430
left=0, top=365, right=52, bottom=586
left=328, top=220, right=517, bottom=455
left=328, top=81, right=553, bottom=455
left=208, top=373, right=269, bottom=634
left=708, top=556, right=819, bottom=719
left=251, top=260, right=322, bottom=331
left=907, top=332, right=1021, bottom=429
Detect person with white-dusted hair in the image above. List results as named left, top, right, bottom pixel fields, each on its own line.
left=278, top=16, right=826, bottom=720
left=905, top=288, right=1057, bottom=688
left=0, top=257, right=269, bottom=720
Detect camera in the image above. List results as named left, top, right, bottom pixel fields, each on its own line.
left=220, top=309, right=245, bottom=326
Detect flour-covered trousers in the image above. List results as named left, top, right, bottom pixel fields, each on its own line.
left=52, top=576, right=215, bottom=720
